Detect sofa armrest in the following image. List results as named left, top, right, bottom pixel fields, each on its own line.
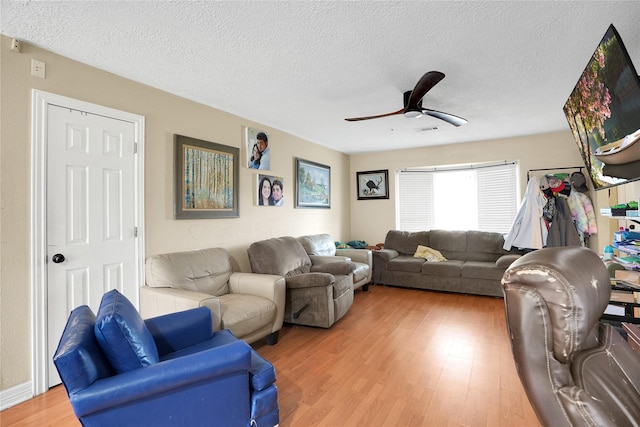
left=145, top=307, right=213, bottom=356
left=229, top=272, right=286, bottom=333
left=70, top=340, right=252, bottom=418
left=373, top=248, right=399, bottom=262
left=495, top=254, right=522, bottom=269
left=336, top=248, right=372, bottom=266
left=228, top=272, right=285, bottom=303
left=139, top=286, right=222, bottom=331
left=309, top=254, right=351, bottom=265
left=285, top=272, right=335, bottom=289
left=311, top=262, right=356, bottom=275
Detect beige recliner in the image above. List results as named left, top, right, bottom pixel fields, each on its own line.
left=297, top=233, right=372, bottom=291
left=501, top=246, right=640, bottom=426
left=247, top=236, right=355, bottom=328
left=140, top=247, right=286, bottom=345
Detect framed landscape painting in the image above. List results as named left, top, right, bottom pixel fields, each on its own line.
left=175, top=134, right=239, bottom=219
left=295, top=158, right=330, bottom=208
left=357, top=169, right=389, bottom=200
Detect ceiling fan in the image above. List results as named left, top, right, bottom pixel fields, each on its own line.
left=345, top=71, right=467, bottom=127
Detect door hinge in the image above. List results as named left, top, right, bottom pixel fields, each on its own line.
left=134, top=227, right=138, bottom=237
left=133, top=142, right=138, bottom=154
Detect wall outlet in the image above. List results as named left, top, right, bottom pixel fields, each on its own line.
left=31, top=59, right=46, bottom=78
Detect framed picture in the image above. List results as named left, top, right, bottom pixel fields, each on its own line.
left=174, top=134, right=239, bottom=219
left=256, top=174, right=285, bottom=206
left=295, top=158, right=330, bottom=208
left=357, top=169, right=389, bottom=200
left=245, top=127, right=270, bottom=170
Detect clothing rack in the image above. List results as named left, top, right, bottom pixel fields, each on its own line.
left=526, top=166, right=584, bottom=182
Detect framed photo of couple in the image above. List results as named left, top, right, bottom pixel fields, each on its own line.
left=245, top=127, right=270, bottom=171
left=256, top=174, right=285, bottom=207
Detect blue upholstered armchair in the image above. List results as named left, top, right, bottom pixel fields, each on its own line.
left=53, top=289, right=279, bottom=427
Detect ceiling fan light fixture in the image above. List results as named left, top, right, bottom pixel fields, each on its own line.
left=404, top=110, right=422, bottom=119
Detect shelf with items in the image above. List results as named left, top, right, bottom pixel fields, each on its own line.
left=600, top=209, right=639, bottom=224
left=602, top=280, right=640, bottom=326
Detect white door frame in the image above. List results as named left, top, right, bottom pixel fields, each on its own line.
left=31, top=90, right=145, bottom=395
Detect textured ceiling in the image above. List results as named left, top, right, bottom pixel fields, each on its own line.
left=2, top=1, right=640, bottom=154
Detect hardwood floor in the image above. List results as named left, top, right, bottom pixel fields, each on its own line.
left=1, top=285, right=541, bottom=427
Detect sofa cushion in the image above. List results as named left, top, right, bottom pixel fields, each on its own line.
left=297, top=234, right=336, bottom=256
left=145, top=248, right=231, bottom=296
left=218, top=294, right=276, bottom=338
left=462, top=261, right=506, bottom=281
left=53, top=306, right=115, bottom=394
left=465, top=230, right=511, bottom=262
left=429, top=230, right=468, bottom=260
left=421, top=260, right=464, bottom=277
left=94, top=289, right=159, bottom=373
left=352, top=261, right=369, bottom=283
left=385, top=230, right=430, bottom=255
left=387, top=255, right=425, bottom=273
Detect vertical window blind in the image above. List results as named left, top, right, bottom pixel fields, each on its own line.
left=397, top=162, right=518, bottom=233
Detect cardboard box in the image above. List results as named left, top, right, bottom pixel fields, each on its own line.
left=615, top=270, right=640, bottom=285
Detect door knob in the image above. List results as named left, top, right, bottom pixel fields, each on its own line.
left=52, top=253, right=65, bottom=263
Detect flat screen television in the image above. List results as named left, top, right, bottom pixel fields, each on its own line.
left=563, top=24, right=640, bottom=191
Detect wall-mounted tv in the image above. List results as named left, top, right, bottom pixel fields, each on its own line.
left=563, top=24, right=640, bottom=191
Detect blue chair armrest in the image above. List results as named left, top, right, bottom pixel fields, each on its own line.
left=145, top=307, right=213, bottom=355
left=70, top=339, right=251, bottom=418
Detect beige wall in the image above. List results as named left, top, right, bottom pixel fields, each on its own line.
left=349, top=131, right=591, bottom=246
left=0, top=36, right=349, bottom=392
left=3, top=34, right=639, bottom=397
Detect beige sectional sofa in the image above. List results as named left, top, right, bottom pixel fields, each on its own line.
left=373, top=230, right=522, bottom=297
left=140, top=247, right=286, bottom=344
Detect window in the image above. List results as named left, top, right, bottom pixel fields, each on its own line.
left=396, top=161, right=519, bottom=233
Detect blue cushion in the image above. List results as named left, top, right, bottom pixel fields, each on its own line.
left=94, top=289, right=159, bottom=373
left=53, top=306, right=114, bottom=394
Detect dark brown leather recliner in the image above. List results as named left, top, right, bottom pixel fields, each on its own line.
left=501, top=246, right=640, bottom=427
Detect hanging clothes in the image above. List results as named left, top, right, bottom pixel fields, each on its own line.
left=566, top=190, right=597, bottom=245
left=546, top=196, right=582, bottom=247
left=503, top=176, right=548, bottom=251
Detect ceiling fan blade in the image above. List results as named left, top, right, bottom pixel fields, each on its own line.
left=421, top=109, right=468, bottom=127
left=345, top=108, right=404, bottom=121
left=406, top=71, right=446, bottom=109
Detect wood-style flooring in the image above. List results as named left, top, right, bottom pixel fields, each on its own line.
left=1, top=285, right=541, bottom=427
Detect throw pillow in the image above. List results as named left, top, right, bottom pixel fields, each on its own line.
left=414, top=245, right=447, bottom=262
left=94, top=289, right=159, bottom=373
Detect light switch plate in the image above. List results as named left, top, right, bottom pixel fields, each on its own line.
left=31, top=59, right=46, bottom=78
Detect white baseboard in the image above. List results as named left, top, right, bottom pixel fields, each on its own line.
left=0, top=382, right=33, bottom=411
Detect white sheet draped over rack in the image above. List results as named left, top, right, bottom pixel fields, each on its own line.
left=503, top=176, right=548, bottom=251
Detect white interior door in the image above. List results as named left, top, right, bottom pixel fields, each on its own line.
left=44, top=104, right=141, bottom=387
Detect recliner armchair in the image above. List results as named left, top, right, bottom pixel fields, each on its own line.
left=247, top=236, right=355, bottom=328
left=53, top=289, right=279, bottom=427
left=501, top=246, right=640, bottom=427
left=297, top=233, right=372, bottom=291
